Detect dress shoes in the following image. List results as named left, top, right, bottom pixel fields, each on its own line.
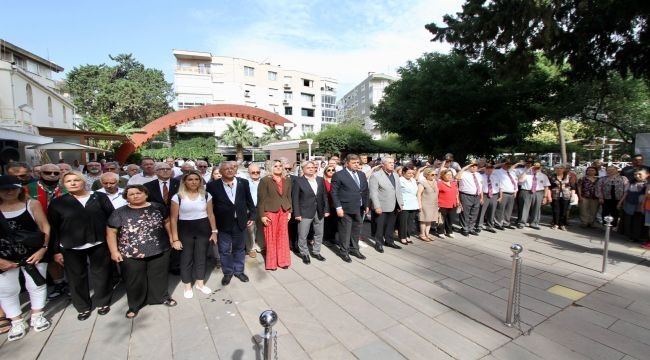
left=494, top=225, right=505, bottom=230
left=374, top=243, right=384, bottom=253
left=234, top=273, right=249, bottom=282
left=301, top=254, right=311, bottom=264
left=341, top=254, right=352, bottom=263
left=384, top=242, right=402, bottom=249
left=484, top=227, right=497, bottom=233
left=350, top=251, right=366, bottom=260
left=506, top=225, right=516, bottom=229
left=469, top=230, right=480, bottom=236
left=311, top=253, right=326, bottom=261
left=516, top=224, right=524, bottom=229
left=460, top=231, right=470, bottom=237
left=530, top=225, right=541, bottom=230
left=221, top=274, right=233, bottom=286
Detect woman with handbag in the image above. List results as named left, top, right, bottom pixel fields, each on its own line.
left=0, top=175, right=51, bottom=341
left=48, top=171, right=115, bottom=321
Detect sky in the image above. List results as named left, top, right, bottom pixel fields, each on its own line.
left=2, top=0, right=463, bottom=95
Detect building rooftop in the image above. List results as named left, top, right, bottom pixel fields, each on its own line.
left=0, top=39, right=64, bottom=72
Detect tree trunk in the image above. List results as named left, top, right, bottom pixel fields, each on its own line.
left=556, top=119, right=567, bottom=164
left=236, top=144, right=244, bottom=162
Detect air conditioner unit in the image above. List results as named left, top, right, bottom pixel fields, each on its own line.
left=311, top=103, right=317, bottom=107
left=282, top=100, right=289, bottom=105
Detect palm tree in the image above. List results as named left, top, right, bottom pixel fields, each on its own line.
left=221, top=118, right=255, bottom=162
left=259, top=127, right=282, bottom=145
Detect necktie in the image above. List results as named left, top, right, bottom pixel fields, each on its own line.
left=508, top=172, right=517, bottom=189
left=388, top=172, right=395, bottom=187
left=487, top=175, right=492, bottom=198
left=531, top=173, right=537, bottom=192
left=352, top=171, right=360, bottom=188
left=162, top=181, right=169, bottom=204
left=472, top=173, right=480, bottom=195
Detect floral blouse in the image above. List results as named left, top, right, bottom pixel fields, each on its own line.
left=596, top=175, right=628, bottom=201
left=107, top=202, right=169, bottom=258
left=578, top=177, right=599, bottom=199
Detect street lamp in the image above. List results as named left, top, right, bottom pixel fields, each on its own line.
left=306, top=138, right=313, bottom=160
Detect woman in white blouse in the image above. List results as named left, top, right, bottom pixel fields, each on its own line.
left=170, top=171, right=217, bottom=299
left=398, top=165, right=420, bottom=244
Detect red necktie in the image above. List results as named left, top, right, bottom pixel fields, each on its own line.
left=508, top=172, right=517, bottom=189
left=487, top=175, right=492, bottom=198
left=531, top=173, right=537, bottom=192
left=472, top=173, right=480, bottom=195
left=163, top=181, right=169, bottom=204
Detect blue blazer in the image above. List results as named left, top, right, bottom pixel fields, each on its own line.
left=331, top=168, right=369, bottom=215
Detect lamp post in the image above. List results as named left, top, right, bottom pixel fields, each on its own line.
left=306, top=138, right=313, bottom=160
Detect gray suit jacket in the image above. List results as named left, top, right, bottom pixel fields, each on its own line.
left=369, top=170, right=403, bottom=212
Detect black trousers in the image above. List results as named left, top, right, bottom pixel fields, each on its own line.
left=373, top=209, right=398, bottom=245
left=61, top=243, right=112, bottom=312
left=551, top=198, right=570, bottom=226
left=602, top=199, right=620, bottom=227
left=439, top=208, right=458, bottom=235
left=178, top=218, right=211, bottom=284
left=323, top=207, right=338, bottom=244
left=120, top=250, right=170, bottom=311
left=398, top=210, right=418, bottom=239
left=337, top=211, right=362, bottom=255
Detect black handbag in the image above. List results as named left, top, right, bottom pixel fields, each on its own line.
left=0, top=206, right=45, bottom=254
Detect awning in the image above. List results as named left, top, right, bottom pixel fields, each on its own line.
left=0, top=128, right=53, bottom=144
left=262, top=139, right=314, bottom=151
left=26, top=142, right=109, bottom=152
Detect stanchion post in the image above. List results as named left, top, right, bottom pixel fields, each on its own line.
left=505, top=243, right=523, bottom=327
left=601, top=216, right=613, bottom=274
left=259, top=310, right=278, bottom=360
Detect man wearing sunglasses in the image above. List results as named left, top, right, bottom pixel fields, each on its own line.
left=245, top=164, right=263, bottom=257
left=196, top=160, right=212, bottom=183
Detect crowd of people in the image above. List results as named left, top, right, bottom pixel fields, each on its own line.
left=0, top=153, right=649, bottom=342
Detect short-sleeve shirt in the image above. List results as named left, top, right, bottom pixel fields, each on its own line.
left=171, top=193, right=212, bottom=220
left=107, top=202, right=169, bottom=258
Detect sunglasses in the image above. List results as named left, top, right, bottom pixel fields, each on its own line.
left=42, top=171, right=61, bottom=176
left=326, top=169, right=335, bottom=172
left=197, top=165, right=208, bottom=168
left=249, top=171, right=260, bottom=174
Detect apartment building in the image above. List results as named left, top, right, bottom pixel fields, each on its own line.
left=336, top=72, right=397, bottom=139
left=173, top=50, right=338, bottom=138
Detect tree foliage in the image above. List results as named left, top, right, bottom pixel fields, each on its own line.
left=140, top=137, right=224, bottom=164
left=65, top=54, right=174, bottom=127
left=427, top=1, right=650, bottom=81
left=372, top=53, right=541, bottom=160
left=258, top=127, right=282, bottom=145
left=314, top=122, right=375, bottom=155
left=220, top=119, right=255, bottom=161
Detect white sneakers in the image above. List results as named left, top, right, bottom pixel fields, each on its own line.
left=31, top=313, right=51, bottom=332
left=195, top=285, right=212, bottom=295
left=183, top=289, right=194, bottom=299
left=7, top=320, right=26, bottom=342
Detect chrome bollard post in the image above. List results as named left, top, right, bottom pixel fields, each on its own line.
left=601, top=216, right=613, bottom=274
left=259, top=310, right=278, bottom=360
left=504, top=244, right=523, bottom=327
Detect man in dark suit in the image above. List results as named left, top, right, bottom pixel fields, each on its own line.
left=331, top=154, right=369, bottom=263
left=144, top=162, right=181, bottom=274
left=292, top=160, right=329, bottom=264
left=206, top=161, right=256, bottom=285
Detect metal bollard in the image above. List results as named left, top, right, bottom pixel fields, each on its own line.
left=259, top=310, right=278, bottom=360
left=504, top=243, right=523, bottom=327
left=601, top=216, right=614, bottom=273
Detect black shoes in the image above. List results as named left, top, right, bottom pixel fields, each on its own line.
left=350, top=251, right=366, bottom=260
left=384, top=242, right=402, bottom=249
left=375, top=243, right=384, bottom=253
left=311, top=253, right=326, bottom=261
left=97, top=306, right=110, bottom=316
left=460, top=231, right=470, bottom=237
left=221, top=274, right=233, bottom=286
left=484, top=228, right=497, bottom=233
left=77, top=310, right=91, bottom=321
left=234, top=273, right=249, bottom=282
left=469, top=230, right=480, bottom=236
left=506, top=225, right=516, bottom=229
left=302, top=254, right=311, bottom=264
left=341, top=254, right=352, bottom=263
left=494, top=225, right=505, bottom=230
left=516, top=224, right=524, bottom=229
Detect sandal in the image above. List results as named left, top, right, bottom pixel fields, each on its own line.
left=125, top=309, right=138, bottom=319
left=399, top=239, right=408, bottom=245
left=0, top=316, right=10, bottom=334
left=162, top=298, right=177, bottom=307
left=418, top=235, right=431, bottom=242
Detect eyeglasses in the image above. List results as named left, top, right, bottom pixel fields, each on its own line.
left=157, top=168, right=172, bottom=171
left=284, top=168, right=292, bottom=171
left=326, top=169, right=335, bottom=172
left=249, top=171, right=260, bottom=174
left=106, top=167, right=117, bottom=170
left=42, top=171, right=61, bottom=176
left=197, top=165, right=208, bottom=168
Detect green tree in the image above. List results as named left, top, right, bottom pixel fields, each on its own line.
left=258, top=127, right=282, bottom=145
left=140, top=137, right=224, bottom=164
left=372, top=53, right=539, bottom=160
left=220, top=119, right=255, bottom=162
left=427, top=0, right=650, bottom=81
left=65, top=54, right=174, bottom=127
left=314, top=122, right=375, bottom=155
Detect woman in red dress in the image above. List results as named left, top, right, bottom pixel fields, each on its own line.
left=257, top=160, right=292, bottom=270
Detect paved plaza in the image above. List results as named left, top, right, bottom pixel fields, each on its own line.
left=1, top=217, right=650, bottom=359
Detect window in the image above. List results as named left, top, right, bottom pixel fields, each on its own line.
left=284, top=107, right=292, bottom=115
left=300, top=93, right=315, bottom=103
left=62, top=105, right=67, bottom=123
left=211, top=63, right=224, bottom=73
left=301, top=108, right=314, bottom=117
left=302, top=78, right=314, bottom=87
left=26, top=84, right=33, bottom=107
left=301, top=124, right=314, bottom=133
left=268, top=71, right=277, bottom=81
left=244, top=66, right=255, bottom=77
left=198, top=63, right=210, bottom=74
left=284, top=92, right=292, bottom=100
left=47, top=97, right=53, bottom=117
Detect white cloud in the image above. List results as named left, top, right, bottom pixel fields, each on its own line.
left=191, top=0, right=462, bottom=94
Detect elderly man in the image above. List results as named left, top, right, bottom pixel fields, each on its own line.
left=5, top=162, right=35, bottom=185
left=57, top=162, right=72, bottom=176
left=517, top=162, right=551, bottom=229
left=97, top=172, right=127, bottom=209
left=165, top=157, right=183, bottom=177
left=206, top=161, right=256, bottom=285
left=92, top=161, right=127, bottom=190
left=494, top=159, right=519, bottom=229
left=292, top=161, right=329, bottom=264
left=174, top=162, right=195, bottom=181
left=127, top=157, right=157, bottom=185
left=477, top=163, right=501, bottom=233
left=245, top=163, right=263, bottom=257
left=368, top=156, right=403, bottom=253
left=328, top=155, right=343, bottom=172
left=122, top=164, right=140, bottom=180
left=196, top=160, right=211, bottom=183
left=84, top=161, right=103, bottom=190
left=32, top=164, right=42, bottom=179
left=456, top=162, right=484, bottom=236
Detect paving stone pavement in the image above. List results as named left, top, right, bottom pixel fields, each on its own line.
left=1, top=217, right=649, bottom=359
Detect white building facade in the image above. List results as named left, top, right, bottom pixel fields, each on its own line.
left=336, top=72, right=397, bottom=139
left=0, top=39, right=74, bottom=164
left=173, top=50, right=338, bottom=138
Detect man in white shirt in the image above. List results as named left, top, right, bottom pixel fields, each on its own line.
left=456, top=163, right=483, bottom=236
left=127, top=157, right=157, bottom=185
left=245, top=163, right=263, bottom=257
left=196, top=160, right=212, bottom=183
left=97, top=172, right=127, bottom=209
left=517, top=162, right=551, bottom=229
left=477, top=163, right=501, bottom=233
left=84, top=161, right=102, bottom=191
left=494, top=159, right=519, bottom=229
left=165, top=157, right=183, bottom=177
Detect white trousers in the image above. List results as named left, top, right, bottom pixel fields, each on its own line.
left=0, top=262, right=47, bottom=318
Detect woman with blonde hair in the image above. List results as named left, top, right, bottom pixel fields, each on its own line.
left=257, top=160, right=292, bottom=270
left=170, top=171, right=217, bottom=299
left=417, top=167, right=440, bottom=241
